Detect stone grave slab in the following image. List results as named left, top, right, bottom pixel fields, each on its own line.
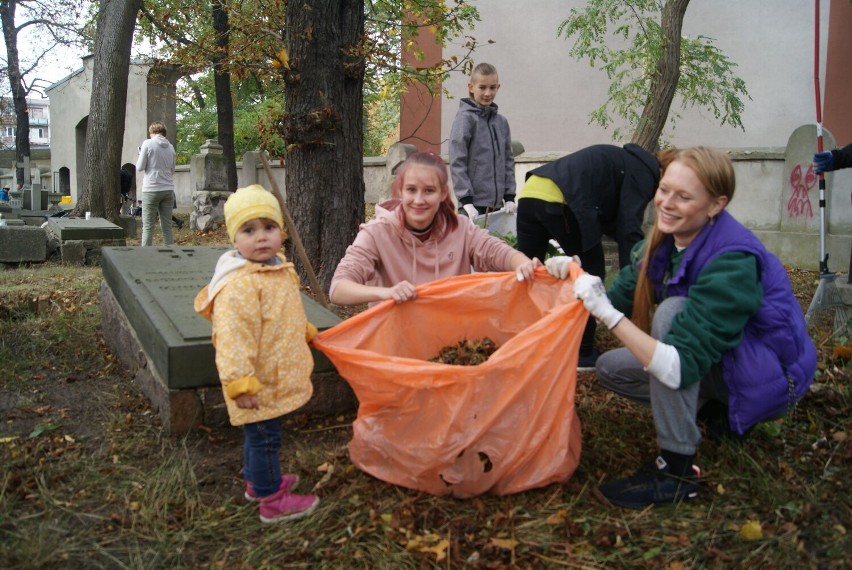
left=0, top=225, right=47, bottom=262
left=47, top=216, right=125, bottom=240
left=18, top=211, right=50, bottom=226
left=101, top=246, right=353, bottom=433
left=101, top=246, right=341, bottom=390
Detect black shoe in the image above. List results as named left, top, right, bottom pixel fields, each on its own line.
left=577, top=348, right=600, bottom=372
left=597, top=456, right=699, bottom=509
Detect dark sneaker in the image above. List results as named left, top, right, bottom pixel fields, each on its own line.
left=597, top=456, right=699, bottom=509
left=577, top=348, right=600, bottom=372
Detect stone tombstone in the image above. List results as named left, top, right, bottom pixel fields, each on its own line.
left=192, top=139, right=228, bottom=193
left=381, top=142, right=417, bottom=201
left=190, top=140, right=230, bottom=232
left=44, top=217, right=127, bottom=265
left=100, top=245, right=351, bottom=432
left=0, top=225, right=47, bottom=263
left=100, top=246, right=341, bottom=390
left=46, top=216, right=125, bottom=241
left=782, top=124, right=837, bottom=235
left=241, top=150, right=260, bottom=186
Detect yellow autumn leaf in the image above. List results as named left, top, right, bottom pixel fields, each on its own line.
left=273, top=48, right=289, bottom=70
left=740, top=520, right=763, bottom=541
left=406, top=534, right=449, bottom=561
left=490, top=537, right=519, bottom=550
left=0, top=436, right=18, bottom=444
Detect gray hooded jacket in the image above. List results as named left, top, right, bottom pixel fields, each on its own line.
left=449, top=98, right=515, bottom=209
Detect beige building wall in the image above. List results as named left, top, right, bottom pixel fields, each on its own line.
left=45, top=57, right=177, bottom=201
left=438, top=0, right=842, bottom=154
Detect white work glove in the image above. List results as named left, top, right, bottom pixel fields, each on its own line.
left=572, top=273, right=624, bottom=330
left=462, top=203, right=478, bottom=218
left=504, top=200, right=517, bottom=214
left=544, top=255, right=582, bottom=280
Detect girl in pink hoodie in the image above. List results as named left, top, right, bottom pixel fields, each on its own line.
left=330, top=152, right=540, bottom=306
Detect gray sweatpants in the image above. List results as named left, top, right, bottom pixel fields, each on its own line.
left=141, top=190, right=175, bottom=246
left=595, top=297, right=728, bottom=456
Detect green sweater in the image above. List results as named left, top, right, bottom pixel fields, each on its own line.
left=608, top=243, right=763, bottom=389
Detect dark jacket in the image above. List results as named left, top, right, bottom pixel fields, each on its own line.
left=449, top=99, right=515, bottom=209
left=647, top=210, right=816, bottom=434
left=527, top=144, right=659, bottom=267
left=830, top=143, right=852, bottom=170
left=120, top=169, right=133, bottom=197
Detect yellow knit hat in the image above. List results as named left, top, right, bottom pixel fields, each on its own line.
left=224, top=184, right=284, bottom=242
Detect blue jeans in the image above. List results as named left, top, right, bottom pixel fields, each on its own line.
left=243, top=418, right=282, bottom=497
left=141, top=190, right=174, bottom=246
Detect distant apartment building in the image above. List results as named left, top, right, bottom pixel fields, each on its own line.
left=0, top=97, right=50, bottom=149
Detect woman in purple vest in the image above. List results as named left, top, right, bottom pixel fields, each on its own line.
left=545, top=146, right=816, bottom=509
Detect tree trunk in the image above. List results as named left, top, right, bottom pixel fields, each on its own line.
left=631, top=0, right=690, bottom=152
left=0, top=1, right=31, bottom=188
left=75, top=0, right=142, bottom=221
left=212, top=1, right=238, bottom=191
left=284, top=0, right=365, bottom=294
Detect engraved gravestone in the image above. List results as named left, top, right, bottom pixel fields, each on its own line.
left=101, top=246, right=341, bottom=390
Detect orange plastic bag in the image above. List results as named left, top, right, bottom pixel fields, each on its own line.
left=313, top=265, right=586, bottom=497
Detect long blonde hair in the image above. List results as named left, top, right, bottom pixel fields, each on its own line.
left=632, top=147, right=736, bottom=331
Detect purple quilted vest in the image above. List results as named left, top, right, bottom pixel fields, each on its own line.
left=646, top=211, right=816, bottom=433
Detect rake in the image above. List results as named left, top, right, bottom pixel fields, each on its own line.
left=804, top=0, right=848, bottom=334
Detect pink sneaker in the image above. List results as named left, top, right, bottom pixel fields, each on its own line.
left=259, top=488, right=319, bottom=524
left=244, top=473, right=299, bottom=502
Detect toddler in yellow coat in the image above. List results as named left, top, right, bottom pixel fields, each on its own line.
left=194, top=184, right=319, bottom=524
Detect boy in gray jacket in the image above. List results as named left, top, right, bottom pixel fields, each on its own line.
left=449, top=63, right=516, bottom=218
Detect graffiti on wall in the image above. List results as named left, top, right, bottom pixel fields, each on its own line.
left=787, top=163, right=815, bottom=219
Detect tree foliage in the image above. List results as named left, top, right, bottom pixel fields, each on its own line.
left=138, top=1, right=482, bottom=290
left=175, top=70, right=286, bottom=162
left=558, top=0, right=750, bottom=149
left=139, top=1, right=481, bottom=159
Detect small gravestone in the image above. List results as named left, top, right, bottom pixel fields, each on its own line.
left=45, top=217, right=127, bottom=265
left=100, top=246, right=352, bottom=434
left=0, top=225, right=46, bottom=263
left=782, top=124, right=837, bottom=236
left=47, top=216, right=125, bottom=240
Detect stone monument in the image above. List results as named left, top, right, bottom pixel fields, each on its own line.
left=100, top=245, right=354, bottom=434
left=190, top=140, right=231, bottom=232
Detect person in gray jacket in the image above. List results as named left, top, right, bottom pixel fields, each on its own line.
left=449, top=63, right=516, bottom=218
left=136, top=121, right=177, bottom=246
